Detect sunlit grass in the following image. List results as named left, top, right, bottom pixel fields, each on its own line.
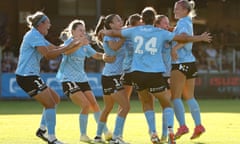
left=0, top=100, right=239, bottom=144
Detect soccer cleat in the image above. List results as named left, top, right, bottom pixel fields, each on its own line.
left=104, top=131, right=113, bottom=141
left=160, top=136, right=167, bottom=144
left=168, top=128, right=176, bottom=144
left=150, top=133, right=161, bottom=144
left=109, top=137, right=128, bottom=144
left=94, top=136, right=105, bottom=143
left=175, top=125, right=189, bottom=140
left=48, top=139, right=64, bottom=144
left=190, top=125, right=205, bottom=140
left=80, top=135, right=92, bottom=143
left=36, top=128, right=48, bottom=142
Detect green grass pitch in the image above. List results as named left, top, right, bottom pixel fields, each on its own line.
left=0, top=99, right=239, bottom=144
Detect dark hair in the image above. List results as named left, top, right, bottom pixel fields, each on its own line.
left=141, top=7, right=157, bottom=25
left=127, top=13, right=141, bottom=26
left=26, top=11, right=48, bottom=28
left=60, top=19, right=85, bottom=41
left=94, top=14, right=117, bottom=41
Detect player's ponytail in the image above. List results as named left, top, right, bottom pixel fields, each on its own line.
left=26, top=11, right=47, bottom=28
left=188, top=0, right=196, bottom=18
left=94, top=16, right=106, bottom=42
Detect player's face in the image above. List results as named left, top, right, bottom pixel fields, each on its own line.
left=157, top=17, right=169, bottom=30
left=110, top=15, right=123, bottom=30
left=39, top=18, right=51, bottom=36
left=72, top=24, right=86, bottom=38
left=174, top=3, right=188, bottom=19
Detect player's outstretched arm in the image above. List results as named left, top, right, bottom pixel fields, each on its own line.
left=173, top=32, right=212, bottom=43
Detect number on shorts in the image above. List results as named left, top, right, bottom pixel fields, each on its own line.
left=67, top=82, right=78, bottom=90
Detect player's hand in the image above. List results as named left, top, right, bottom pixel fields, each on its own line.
left=200, top=32, right=212, bottom=43
left=103, top=53, right=116, bottom=63
left=64, top=36, right=89, bottom=55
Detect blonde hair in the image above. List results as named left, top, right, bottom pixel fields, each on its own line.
left=177, top=0, right=196, bottom=18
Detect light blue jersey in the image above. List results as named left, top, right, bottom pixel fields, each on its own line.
left=15, top=28, right=50, bottom=76
left=122, top=38, right=134, bottom=73
left=102, top=36, right=125, bottom=76
left=56, top=38, right=96, bottom=82
left=172, top=16, right=195, bottom=64
left=121, top=25, right=175, bottom=73
left=162, top=42, right=172, bottom=77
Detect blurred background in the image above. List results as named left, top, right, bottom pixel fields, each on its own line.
left=0, top=0, right=240, bottom=99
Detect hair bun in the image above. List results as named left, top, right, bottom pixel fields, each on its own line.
left=189, top=0, right=195, bottom=9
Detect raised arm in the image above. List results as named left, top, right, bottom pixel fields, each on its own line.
left=64, top=36, right=89, bottom=55
left=173, top=32, right=212, bottom=43
left=92, top=52, right=116, bottom=63
left=99, top=29, right=123, bottom=38
left=37, top=38, right=83, bottom=60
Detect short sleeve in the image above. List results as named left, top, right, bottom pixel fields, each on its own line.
left=27, top=32, right=50, bottom=48
left=84, top=45, right=97, bottom=57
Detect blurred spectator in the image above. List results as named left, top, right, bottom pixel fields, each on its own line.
left=49, top=58, right=61, bottom=73
left=205, top=43, right=218, bottom=71
left=2, top=50, right=18, bottom=72
left=193, top=43, right=208, bottom=72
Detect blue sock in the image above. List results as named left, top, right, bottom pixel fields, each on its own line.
left=44, top=108, right=56, bottom=135
left=173, top=98, right=186, bottom=126
left=164, top=107, right=174, bottom=127
left=113, top=116, right=125, bottom=138
left=96, top=121, right=106, bottom=136
left=162, top=108, right=174, bottom=136
left=40, top=109, right=46, bottom=129
left=161, top=112, right=168, bottom=137
left=144, top=110, right=156, bottom=134
left=187, top=98, right=201, bottom=126
left=79, top=114, right=88, bottom=135
left=94, top=112, right=109, bottom=133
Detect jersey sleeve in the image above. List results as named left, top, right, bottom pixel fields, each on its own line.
left=28, top=33, right=50, bottom=48
left=163, top=30, right=175, bottom=42
left=121, top=27, right=134, bottom=39
left=84, top=45, right=97, bottom=57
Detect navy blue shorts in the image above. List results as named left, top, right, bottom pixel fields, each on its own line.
left=16, top=75, right=48, bottom=97
left=101, top=75, right=124, bottom=95
left=120, top=72, right=133, bottom=86
left=61, top=81, right=91, bottom=97
left=131, top=71, right=167, bottom=93
left=171, top=62, right=198, bottom=79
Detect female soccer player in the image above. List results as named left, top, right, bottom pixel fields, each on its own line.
left=15, top=11, right=84, bottom=144
left=155, top=14, right=188, bottom=143
left=154, top=14, right=173, bottom=143
left=56, top=19, right=113, bottom=143
left=94, top=14, right=130, bottom=144
left=170, top=0, right=206, bottom=140
left=121, top=13, right=142, bottom=100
